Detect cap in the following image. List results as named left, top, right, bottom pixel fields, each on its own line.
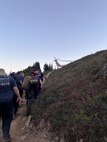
left=0, top=68, right=6, bottom=76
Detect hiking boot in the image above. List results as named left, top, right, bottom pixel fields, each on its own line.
left=4, top=137, right=12, bottom=142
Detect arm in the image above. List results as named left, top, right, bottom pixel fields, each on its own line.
left=44, top=75, right=48, bottom=81
left=13, top=86, right=22, bottom=102
left=9, top=75, right=23, bottom=102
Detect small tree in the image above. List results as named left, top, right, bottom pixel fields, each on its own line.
left=49, top=64, right=53, bottom=71
left=43, top=63, right=53, bottom=72
left=43, top=63, right=49, bottom=71
left=33, top=62, right=40, bottom=70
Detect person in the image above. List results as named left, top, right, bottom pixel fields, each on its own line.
left=35, top=69, right=47, bottom=88
left=17, top=71, right=24, bottom=97
left=10, top=72, right=24, bottom=97
left=35, top=69, right=47, bottom=82
left=0, top=68, right=22, bottom=142
left=17, top=71, right=24, bottom=83
left=9, top=72, right=22, bottom=117
left=22, top=71, right=40, bottom=116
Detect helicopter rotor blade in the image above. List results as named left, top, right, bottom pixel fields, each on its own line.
left=59, top=60, right=72, bottom=62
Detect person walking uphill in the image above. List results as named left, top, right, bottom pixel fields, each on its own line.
left=22, top=71, right=40, bottom=116
left=0, top=68, right=22, bottom=142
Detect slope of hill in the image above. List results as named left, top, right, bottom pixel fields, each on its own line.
left=31, top=50, right=107, bottom=142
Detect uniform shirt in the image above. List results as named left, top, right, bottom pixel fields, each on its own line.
left=0, top=76, right=17, bottom=102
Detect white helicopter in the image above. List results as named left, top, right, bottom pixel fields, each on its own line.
left=53, top=57, right=72, bottom=69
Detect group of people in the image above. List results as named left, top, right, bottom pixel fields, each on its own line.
left=0, top=68, right=47, bottom=142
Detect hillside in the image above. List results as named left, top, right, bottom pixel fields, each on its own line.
left=31, top=50, right=107, bottom=142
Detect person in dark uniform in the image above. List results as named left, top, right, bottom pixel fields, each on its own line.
left=0, top=68, right=22, bottom=142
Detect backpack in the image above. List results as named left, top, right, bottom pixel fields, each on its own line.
left=22, top=76, right=31, bottom=90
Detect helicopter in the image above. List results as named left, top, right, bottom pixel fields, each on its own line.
left=53, top=57, right=72, bottom=69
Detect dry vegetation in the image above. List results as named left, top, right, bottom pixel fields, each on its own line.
left=31, top=50, right=107, bottom=142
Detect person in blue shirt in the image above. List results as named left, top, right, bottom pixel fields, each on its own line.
left=35, top=69, right=47, bottom=82
left=0, top=68, right=22, bottom=142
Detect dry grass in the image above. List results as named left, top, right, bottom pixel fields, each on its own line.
left=31, top=50, right=107, bottom=142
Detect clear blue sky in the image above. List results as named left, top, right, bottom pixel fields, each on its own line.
left=0, top=0, right=107, bottom=73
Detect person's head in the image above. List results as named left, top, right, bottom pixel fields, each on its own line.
left=17, top=71, right=24, bottom=76
left=30, top=71, right=37, bottom=78
left=0, top=68, right=6, bottom=76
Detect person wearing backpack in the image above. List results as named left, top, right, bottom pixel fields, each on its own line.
left=10, top=72, right=23, bottom=97
left=22, top=71, right=40, bottom=116
left=9, top=72, right=20, bottom=117
left=17, top=71, right=24, bottom=97
left=0, top=68, right=22, bottom=142
left=35, top=69, right=47, bottom=88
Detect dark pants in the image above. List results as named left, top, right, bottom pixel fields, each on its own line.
left=26, top=92, right=35, bottom=116
left=0, top=101, right=13, bottom=140
left=25, top=89, right=39, bottom=116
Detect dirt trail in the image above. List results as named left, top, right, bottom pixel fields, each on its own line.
left=0, top=100, right=53, bottom=142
